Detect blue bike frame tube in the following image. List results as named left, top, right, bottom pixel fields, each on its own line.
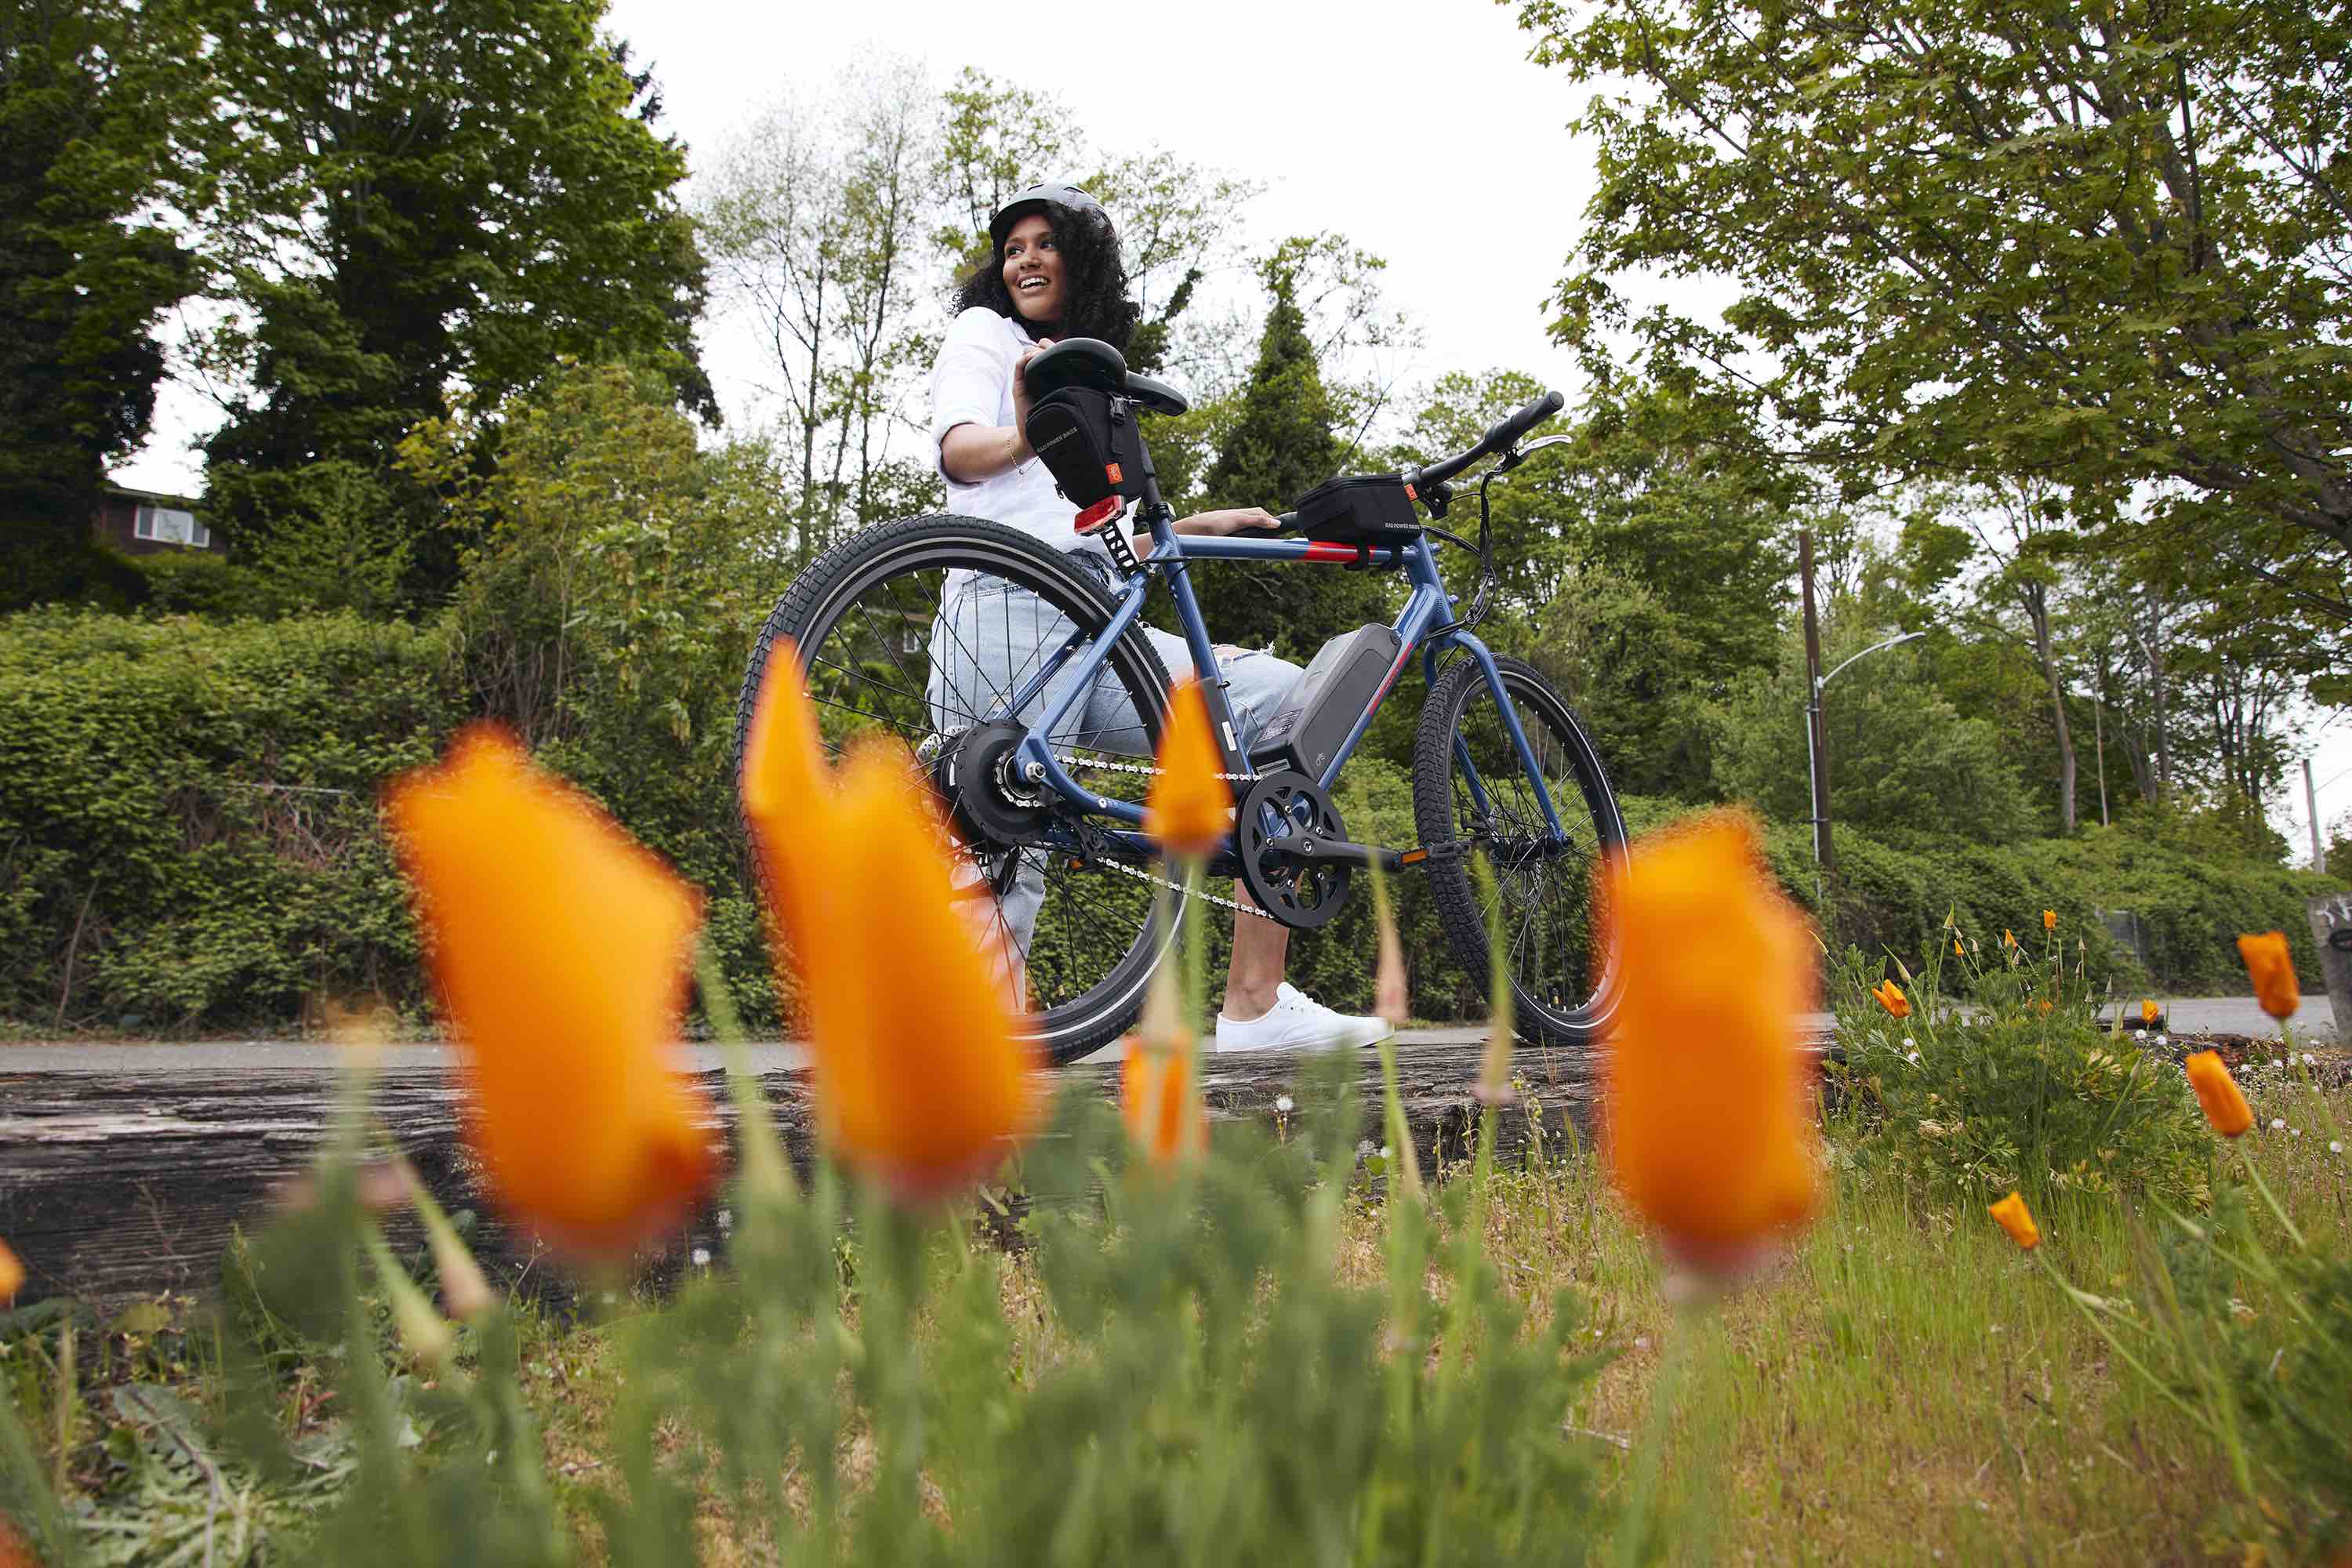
left=1005, top=510, right=1566, bottom=848
left=1440, top=630, right=1569, bottom=840
left=1009, top=564, right=1156, bottom=829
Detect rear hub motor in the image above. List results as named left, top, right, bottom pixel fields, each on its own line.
left=934, top=722, right=1051, bottom=848
left=1235, top=769, right=1352, bottom=930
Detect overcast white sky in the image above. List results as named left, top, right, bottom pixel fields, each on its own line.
left=107, top=0, right=2345, bottom=856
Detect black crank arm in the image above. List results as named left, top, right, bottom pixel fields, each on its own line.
left=1261, top=833, right=1403, bottom=873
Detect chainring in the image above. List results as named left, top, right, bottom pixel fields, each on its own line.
left=1235, top=768, right=1352, bottom=931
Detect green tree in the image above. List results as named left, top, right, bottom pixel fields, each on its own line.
left=0, top=0, right=193, bottom=608
left=181, top=0, right=712, bottom=610
left=1517, top=0, right=2352, bottom=605
left=1711, top=624, right=2040, bottom=845
left=1193, top=245, right=1390, bottom=659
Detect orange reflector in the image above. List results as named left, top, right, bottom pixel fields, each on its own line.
left=1400, top=848, right=1428, bottom=865
left=1405, top=482, right=1417, bottom=500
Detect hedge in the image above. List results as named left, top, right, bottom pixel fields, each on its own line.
left=1, top=610, right=2336, bottom=1033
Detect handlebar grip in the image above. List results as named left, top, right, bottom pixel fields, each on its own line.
left=1408, top=389, right=1566, bottom=493
left=1481, top=390, right=1563, bottom=453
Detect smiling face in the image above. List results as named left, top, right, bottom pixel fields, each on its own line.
left=1001, top=212, right=1065, bottom=328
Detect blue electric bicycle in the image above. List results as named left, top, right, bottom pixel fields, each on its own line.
left=735, top=337, right=1626, bottom=1065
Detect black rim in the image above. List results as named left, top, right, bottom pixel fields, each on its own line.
left=1447, top=671, right=1620, bottom=1025
left=786, top=539, right=1170, bottom=1040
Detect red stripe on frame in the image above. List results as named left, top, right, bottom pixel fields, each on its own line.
left=1301, top=541, right=1359, bottom=563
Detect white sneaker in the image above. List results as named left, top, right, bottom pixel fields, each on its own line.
left=1215, top=982, right=1393, bottom=1054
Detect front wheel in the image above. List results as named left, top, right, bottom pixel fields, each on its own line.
left=1412, top=652, right=1627, bottom=1062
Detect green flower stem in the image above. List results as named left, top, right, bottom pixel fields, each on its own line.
left=699, top=940, right=795, bottom=1206
left=2233, top=1144, right=2306, bottom=1250
left=1377, top=1036, right=1425, bottom=1201
left=1613, top=1298, right=1698, bottom=1568
left=2030, top=1248, right=2228, bottom=1446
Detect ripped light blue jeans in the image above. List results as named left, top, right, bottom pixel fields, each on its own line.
left=927, top=556, right=1301, bottom=1000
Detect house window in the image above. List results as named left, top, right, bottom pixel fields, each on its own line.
left=134, top=506, right=209, bottom=548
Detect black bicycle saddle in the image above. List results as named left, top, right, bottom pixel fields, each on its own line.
left=1025, top=337, right=1189, bottom=417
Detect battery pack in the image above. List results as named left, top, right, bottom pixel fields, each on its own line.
left=1249, top=624, right=1403, bottom=779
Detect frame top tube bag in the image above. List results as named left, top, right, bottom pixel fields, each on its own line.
left=1292, top=474, right=1421, bottom=546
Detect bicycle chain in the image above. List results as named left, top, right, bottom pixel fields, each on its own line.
left=1049, top=757, right=1280, bottom=920
left=1053, top=749, right=1259, bottom=783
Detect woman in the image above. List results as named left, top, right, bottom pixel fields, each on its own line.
left=929, top=182, right=1388, bottom=1054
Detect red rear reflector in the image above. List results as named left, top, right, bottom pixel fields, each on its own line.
left=1105, top=463, right=1123, bottom=485
left=1073, top=496, right=1121, bottom=533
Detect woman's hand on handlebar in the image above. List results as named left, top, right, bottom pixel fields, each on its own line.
left=1171, top=506, right=1283, bottom=537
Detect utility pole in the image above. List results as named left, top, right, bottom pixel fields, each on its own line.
left=2092, top=690, right=2110, bottom=828
left=2310, top=757, right=2326, bottom=869
left=1800, top=528, right=1834, bottom=873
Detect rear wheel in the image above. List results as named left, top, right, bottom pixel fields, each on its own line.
left=1412, top=652, right=1626, bottom=1063
left=734, top=514, right=1176, bottom=1065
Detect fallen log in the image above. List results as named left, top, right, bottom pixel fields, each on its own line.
left=0, top=1036, right=1635, bottom=1313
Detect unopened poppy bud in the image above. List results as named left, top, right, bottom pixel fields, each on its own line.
left=1988, top=1191, right=2039, bottom=1250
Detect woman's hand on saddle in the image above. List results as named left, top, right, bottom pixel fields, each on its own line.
left=1010, top=340, right=1055, bottom=436
left=1173, top=507, right=1283, bottom=537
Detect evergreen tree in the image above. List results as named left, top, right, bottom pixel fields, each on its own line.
left=0, top=0, right=193, bottom=609
left=1193, top=251, right=1388, bottom=660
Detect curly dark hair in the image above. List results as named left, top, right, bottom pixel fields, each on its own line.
left=952, top=201, right=1142, bottom=352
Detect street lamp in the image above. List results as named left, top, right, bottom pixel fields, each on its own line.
left=1802, top=622, right=1926, bottom=871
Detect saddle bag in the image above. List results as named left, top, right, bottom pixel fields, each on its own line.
left=1024, top=386, right=1147, bottom=512
left=1292, top=474, right=1421, bottom=546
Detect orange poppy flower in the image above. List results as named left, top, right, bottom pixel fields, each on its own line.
left=1600, top=811, right=1821, bottom=1275
left=1988, top=1191, right=2039, bottom=1250
left=2141, top=999, right=2160, bottom=1026
left=2184, top=1051, right=2254, bottom=1138
left=387, top=728, right=714, bottom=1260
left=1871, top=979, right=1911, bottom=1019
left=1144, top=677, right=1231, bottom=859
left=1121, top=959, right=1204, bottom=1167
left=741, top=656, right=1040, bottom=1201
left=1954, top=938, right=1965, bottom=957
left=0, top=1512, right=38, bottom=1568
left=2002, top=929, right=2017, bottom=949
left=2035, top=1000, right=2054, bottom=1016
left=2234, top=931, right=2299, bottom=1021
left=0, top=1237, right=20, bottom=1305
left=1122, top=1040, right=1203, bottom=1166
left=2042, top=909, right=2056, bottom=931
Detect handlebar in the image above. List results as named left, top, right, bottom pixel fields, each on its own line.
left=1406, top=389, right=1563, bottom=494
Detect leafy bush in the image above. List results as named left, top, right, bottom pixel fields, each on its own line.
left=1621, top=794, right=2339, bottom=996
left=1826, top=935, right=2212, bottom=1207
left=0, top=609, right=463, bottom=1029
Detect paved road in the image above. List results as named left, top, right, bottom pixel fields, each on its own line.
left=0, top=996, right=2332, bottom=1076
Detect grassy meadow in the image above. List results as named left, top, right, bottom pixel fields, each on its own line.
left=8, top=1065, right=2346, bottom=1566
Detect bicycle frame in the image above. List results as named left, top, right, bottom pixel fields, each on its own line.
left=988, top=503, right=1570, bottom=869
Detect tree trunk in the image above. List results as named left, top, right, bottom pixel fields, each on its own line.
left=2023, top=582, right=2078, bottom=833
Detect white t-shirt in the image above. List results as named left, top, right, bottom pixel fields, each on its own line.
left=928, top=306, right=1116, bottom=576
